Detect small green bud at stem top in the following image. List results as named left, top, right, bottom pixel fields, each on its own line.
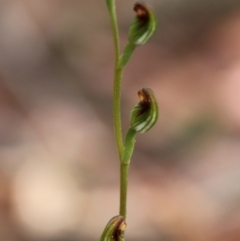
left=130, top=88, right=158, bottom=133
left=128, top=2, right=157, bottom=45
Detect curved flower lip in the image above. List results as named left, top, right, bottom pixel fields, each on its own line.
left=138, top=88, right=152, bottom=105
left=134, top=3, right=149, bottom=22
left=130, top=88, right=158, bottom=133
left=136, top=88, right=152, bottom=116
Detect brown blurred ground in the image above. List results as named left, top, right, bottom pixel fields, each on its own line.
left=0, top=0, right=240, bottom=241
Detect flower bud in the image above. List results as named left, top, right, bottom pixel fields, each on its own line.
left=100, top=216, right=126, bottom=241
left=130, top=88, right=158, bottom=133
left=128, top=2, right=157, bottom=45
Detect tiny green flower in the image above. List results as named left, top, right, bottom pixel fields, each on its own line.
left=100, top=216, right=126, bottom=241
left=130, top=88, right=158, bottom=133
left=128, top=2, right=158, bottom=45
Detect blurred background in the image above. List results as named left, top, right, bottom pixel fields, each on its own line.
left=0, top=0, right=240, bottom=240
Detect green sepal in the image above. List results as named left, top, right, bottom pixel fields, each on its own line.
left=128, top=3, right=157, bottom=45
left=130, top=88, right=158, bottom=133
left=100, top=216, right=127, bottom=241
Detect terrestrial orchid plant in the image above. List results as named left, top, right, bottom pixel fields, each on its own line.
left=100, top=1, right=158, bottom=240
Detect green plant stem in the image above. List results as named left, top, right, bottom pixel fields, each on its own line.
left=119, top=163, right=129, bottom=218
left=107, top=0, right=138, bottom=221
left=114, top=67, right=124, bottom=158
left=107, top=0, right=124, bottom=158
left=120, top=128, right=137, bottom=217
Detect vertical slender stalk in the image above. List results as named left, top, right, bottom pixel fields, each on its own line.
left=119, top=163, right=129, bottom=218
left=114, top=67, right=124, bottom=158
left=106, top=0, right=124, bottom=158
left=101, top=2, right=158, bottom=240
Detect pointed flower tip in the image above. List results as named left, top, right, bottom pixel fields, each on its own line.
left=128, top=2, right=158, bottom=45
left=130, top=88, right=158, bottom=133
